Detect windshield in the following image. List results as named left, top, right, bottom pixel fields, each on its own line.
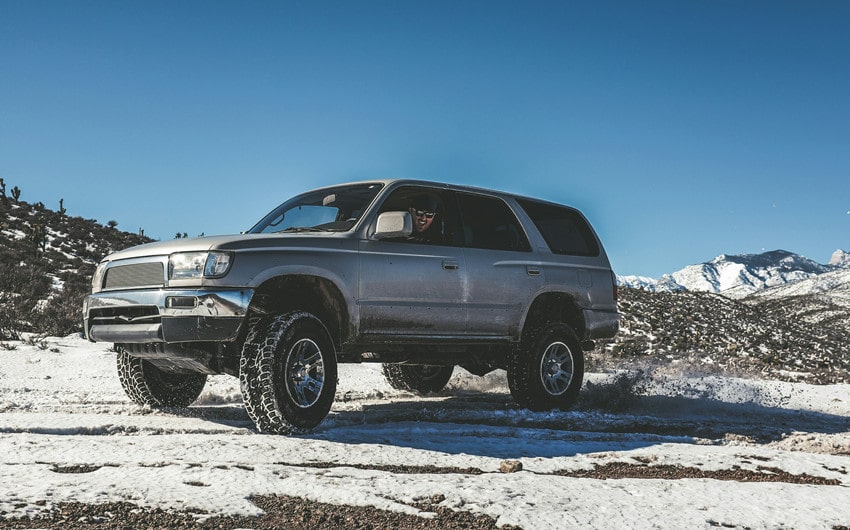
left=248, top=183, right=384, bottom=234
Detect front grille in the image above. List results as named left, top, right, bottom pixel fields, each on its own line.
left=89, top=305, right=161, bottom=324
left=104, top=262, right=164, bottom=290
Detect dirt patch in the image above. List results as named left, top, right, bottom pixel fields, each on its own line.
left=556, top=462, right=841, bottom=485
left=276, top=461, right=486, bottom=475
left=49, top=464, right=103, bottom=474
left=0, top=496, right=518, bottom=530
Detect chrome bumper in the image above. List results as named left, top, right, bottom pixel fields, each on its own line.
left=83, top=288, right=254, bottom=343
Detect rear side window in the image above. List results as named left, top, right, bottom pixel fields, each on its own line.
left=517, top=199, right=600, bottom=257
left=457, top=193, right=531, bottom=252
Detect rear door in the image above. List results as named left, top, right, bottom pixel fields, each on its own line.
left=456, top=192, right=544, bottom=338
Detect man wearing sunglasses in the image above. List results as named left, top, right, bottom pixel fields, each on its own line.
left=408, top=194, right=443, bottom=244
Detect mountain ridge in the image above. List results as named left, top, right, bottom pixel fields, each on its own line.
left=619, top=249, right=849, bottom=298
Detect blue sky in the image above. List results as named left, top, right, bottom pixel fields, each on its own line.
left=2, top=1, right=848, bottom=278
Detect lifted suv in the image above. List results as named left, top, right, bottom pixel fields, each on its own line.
left=84, top=180, right=619, bottom=433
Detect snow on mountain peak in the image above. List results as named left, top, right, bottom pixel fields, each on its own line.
left=829, top=249, right=850, bottom=268
left=618, top=249, right=841, bottom=298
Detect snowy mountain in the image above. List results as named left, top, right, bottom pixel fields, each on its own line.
left=667, top=250, right=834, bottom=297
left=616, top=274, right=661, bottom=291
left=620, top=249, right=849, bottom=298
left=829, top=248, right=850, bottom=268
left=749, top=266, right=850, bottom=305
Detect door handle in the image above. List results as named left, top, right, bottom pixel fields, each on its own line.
left=526, top=266, right=540, bottom=276
left=443, top=260, right=459, bottom=270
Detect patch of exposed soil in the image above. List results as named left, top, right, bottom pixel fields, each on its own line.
left=556, top=461, right=841, bottom=485
left=0, top=496, right=518, bottom=530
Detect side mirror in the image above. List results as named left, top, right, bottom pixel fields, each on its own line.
left=374, top=211, right=412, bottom=239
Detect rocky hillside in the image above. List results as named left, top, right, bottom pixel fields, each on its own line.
left=743, top=268, right=850, bottom=336
left=593, top=286, right=850, bottom=384
left=0, top=196, right=150, bottom=339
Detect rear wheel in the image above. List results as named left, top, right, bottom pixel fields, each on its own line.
left=507, top=323, right=584, bottom=411
left=240, top=311, right=338, bottom=434
left=116, top=347, right=207, bottom=407
left=381, top=363, right=454, bottom=394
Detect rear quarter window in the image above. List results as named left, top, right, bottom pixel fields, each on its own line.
left=457, top=193, right=531, bottom=252
left=517, top=199, right=600, bottom=257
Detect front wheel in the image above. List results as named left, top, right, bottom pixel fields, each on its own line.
left=507, top=323, right=584, bottom=411
left=240, top=312, right=338, bottom=434
left=116, top=347, right=207, bottom=408
left=381, top=364, right=454, bottom=394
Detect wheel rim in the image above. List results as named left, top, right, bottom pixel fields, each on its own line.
left=539, top=341, right=574, bottom=396
left=285, top=338, right=325, bottom=408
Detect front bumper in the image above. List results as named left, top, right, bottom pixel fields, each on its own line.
left=83, top=288, right=254, bottom=343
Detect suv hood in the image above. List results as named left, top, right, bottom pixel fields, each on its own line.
left=102, top=233, right=351, bottom=262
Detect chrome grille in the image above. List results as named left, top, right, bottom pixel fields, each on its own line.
left=104, top=262, right=164, bottom=289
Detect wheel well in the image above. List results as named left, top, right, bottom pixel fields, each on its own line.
left=522, top=292, right=585, bottom=339
left=248, top=275, right=350, bottom=350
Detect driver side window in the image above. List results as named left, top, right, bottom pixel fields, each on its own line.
left=377, top=186, right=461, bottom=246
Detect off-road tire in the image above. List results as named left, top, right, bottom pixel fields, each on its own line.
left=381, top=364, right=454, bottom=394
left=507, top=322, right=584, bottom=411
left=116, top=347, right=207, bottom=408
left=238, top=315, right=273, bottom=431
left=240, top=311, right=337, bottom=434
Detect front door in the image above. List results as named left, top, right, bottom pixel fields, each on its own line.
left=357, top=185, right=467, bottom=338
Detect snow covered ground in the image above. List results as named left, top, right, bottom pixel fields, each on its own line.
left=2, top=335, right=850, bottom=528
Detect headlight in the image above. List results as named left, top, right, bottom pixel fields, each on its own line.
left=169, top=251, right=233, bottom=280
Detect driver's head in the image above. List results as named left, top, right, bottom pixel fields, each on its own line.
left=409, top=194, right=438, bottom=233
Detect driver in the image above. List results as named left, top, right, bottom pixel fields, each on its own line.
left=408, top=194, right=443, bottom=244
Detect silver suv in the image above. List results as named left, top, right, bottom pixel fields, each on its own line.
left=83, top=180, right=619, bottom=433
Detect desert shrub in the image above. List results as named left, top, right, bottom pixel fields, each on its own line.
left=0, top=259, right=51, bottom=339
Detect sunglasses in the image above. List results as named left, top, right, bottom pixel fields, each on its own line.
left=412, top=209, right=435, bottom=219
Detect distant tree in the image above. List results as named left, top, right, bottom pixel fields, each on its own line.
left=29, top=222, right=48, bottom=257
left=10, top=186, right=20, bottom=202
left=183, top=232, right=188, bottom=239
left=0, top=178, right=6, bottom=203
left=59, top=198, right=66, bottom=216
left=107, top=220, right=118, bottom=229
left=175, top=232, right=183, bottom=239
left=138, top=228, right=145, bottom=237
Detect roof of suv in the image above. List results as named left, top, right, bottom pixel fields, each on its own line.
left=332, top=178, right=574, bottom=210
